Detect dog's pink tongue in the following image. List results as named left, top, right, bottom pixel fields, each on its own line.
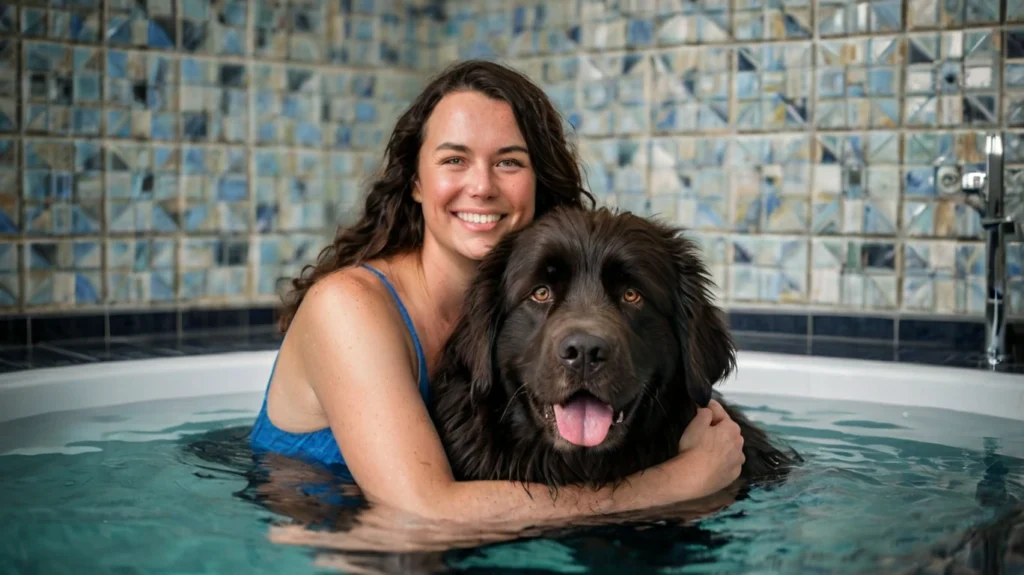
left=553, top=396, right=614, bottom=447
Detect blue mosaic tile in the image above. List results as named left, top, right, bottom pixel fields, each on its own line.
left=253, top=149, right=325, bottom=233
left=0, top=4, right=14, bottom=35
left=0, top=242, right=15, bottom=276
left=104, top=51, right=179, bottom=140
left=107, top=0, right=176, bottom=48
left=904, top=167, right=938, bottom=198
left=810, top=239, right=898, bottom=309
left=0, top=269, right=17, bottom=307
left=181, top=145, right=250, bottom=234
left=902, top=240, right=986, bottom=313
left=106, top=238, right=176, bottom=304
left=0, top=39, right=15, bottom=96
left=23, top=44, right=105, bottom=136
left=255, top=233, right=324, bottom=296
left=104, top=142, right=180, bottom=234
left=255, top=0, right=326, bottom=62
left=911, top=0, right=1000, bottom=28
left=22, top=139, right=102, bottom=236
left=727, top=236, right=808, bottom=303
left=625, top=18, right=654, bottom=47
left=252, top=64, right=323, bottom=147
left=181, top=1, right=248, bottom=55
left=179, top=59, right=248, bottom=143
left=24, top=240, right=102, bottom=307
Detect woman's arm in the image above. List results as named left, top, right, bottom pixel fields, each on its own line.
left=294, top=271, right=743, bottom=524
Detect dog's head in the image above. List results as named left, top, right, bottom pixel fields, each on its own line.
left=457, top=206, right=736, bottom=453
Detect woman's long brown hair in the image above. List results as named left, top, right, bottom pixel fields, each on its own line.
left=277, top=60, right=596, bottom=332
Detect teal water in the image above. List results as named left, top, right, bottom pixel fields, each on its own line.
left=1, top=392, right=1022, bottom=574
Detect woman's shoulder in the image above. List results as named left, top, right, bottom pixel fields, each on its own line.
left=287, top=263, right=421, bottom=386
left=298, top=265, right=402, bottom=333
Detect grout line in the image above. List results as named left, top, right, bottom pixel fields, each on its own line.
left=34, top=341, right=101, bottom=361
left=806, top=0, right=819, bottom=318
left=16, top=10, right=25, bottom=316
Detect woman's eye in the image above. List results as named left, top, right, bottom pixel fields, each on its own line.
left=498, top=159, right=524, bottom=168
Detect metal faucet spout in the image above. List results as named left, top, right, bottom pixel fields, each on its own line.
left=982, top=133, right=1007, bottom=367
left=962, top=134, right=1014, bottom=369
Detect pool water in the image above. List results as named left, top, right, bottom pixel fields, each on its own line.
left=1, top=391, right=1022, bottom=574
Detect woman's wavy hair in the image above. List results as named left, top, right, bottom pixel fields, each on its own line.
left=277, top=59, right=596, bottom=332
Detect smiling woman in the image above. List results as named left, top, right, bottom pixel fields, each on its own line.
left=246, top=59, right=749, bottom=526
left=410, top=91, right=536, bottom=261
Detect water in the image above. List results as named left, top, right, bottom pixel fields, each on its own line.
left=1, top=391, right=1022, bottom=574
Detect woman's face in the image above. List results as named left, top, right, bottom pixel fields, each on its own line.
left=412, top=90, right=537, bottom=262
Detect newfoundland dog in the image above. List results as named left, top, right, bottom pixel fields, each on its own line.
left=430, top=206, right=799, bottom=490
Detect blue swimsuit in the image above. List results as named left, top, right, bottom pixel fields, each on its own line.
left=249, top=264, right=433, bottom=469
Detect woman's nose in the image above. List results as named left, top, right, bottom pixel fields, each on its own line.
left=467, top=164, right=498, bottom=199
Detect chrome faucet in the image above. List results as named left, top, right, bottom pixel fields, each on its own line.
left=960, top=133, right=1023, bottom=368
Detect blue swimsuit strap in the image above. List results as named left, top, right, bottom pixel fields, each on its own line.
left=360, top=264, right=432, bottom=401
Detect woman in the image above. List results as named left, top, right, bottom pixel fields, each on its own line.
left=250, top=59, right=745, bottom=524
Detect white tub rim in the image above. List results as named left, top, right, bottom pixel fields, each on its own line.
left=0, top=349, right=1022, bottom=424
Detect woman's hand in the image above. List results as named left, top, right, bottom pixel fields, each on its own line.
left=672, top=399, right=746, bottom=498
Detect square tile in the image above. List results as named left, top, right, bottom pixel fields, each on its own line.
left=255, top=0, right=326, bottom=62
left=24, top=240, right=103, bottom=307
left=107, top=238, right=176, bottom=304
left=253, top=149, right=325, bottom=233
left=107, top=0, right=177, bottom=49
left=181, top=1, right=248, bottom=55
left=181, top=145, right=250, bottom=234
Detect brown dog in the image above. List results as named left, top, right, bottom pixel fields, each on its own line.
left=431, top=206, right=799, bottom=490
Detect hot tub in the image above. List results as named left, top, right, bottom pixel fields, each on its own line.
left=1, top=349, right=1022, bottom=573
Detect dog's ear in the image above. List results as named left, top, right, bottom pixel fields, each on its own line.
left=455, top=232, right=520, bottom=407
left=665, top=229, right=736, bottom=407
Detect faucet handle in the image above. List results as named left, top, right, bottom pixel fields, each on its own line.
left=962, top=171, right=987, bottom=193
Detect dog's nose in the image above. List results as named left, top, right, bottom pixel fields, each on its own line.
left=558, top=332, right=609, bottom=375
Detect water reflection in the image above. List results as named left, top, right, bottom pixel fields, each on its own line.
left=179, top=424, right=1024, bottom=575
left=181, top=425, right=746, bottom=573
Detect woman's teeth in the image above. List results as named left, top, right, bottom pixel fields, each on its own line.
left=456, top=212, right=503, bottom=224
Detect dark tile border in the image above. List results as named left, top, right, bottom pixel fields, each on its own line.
left=109, top=311, right=177, bottom=338
left=0, top=307, right=1001, bottom=348
left=0, top=306, right=280, bottom=347
left=728, top=310, right=992, bottom=351
left=728, top=312, right=808, bottom=336
left=0, top=316, right=28, bottom=347
left=181, top=308, right=248, bottom=332
left=812, top=314, right=895, bottom=341
left=0, top=306, right=1018, bottom=374
left=898, top=318, right=987, bottom=347
left=30, top=314, right=107, bottom=345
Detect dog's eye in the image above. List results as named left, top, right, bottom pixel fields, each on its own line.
left=622, top=288, right=641, bottom=304
left=531, top=286, right=552, bottom=303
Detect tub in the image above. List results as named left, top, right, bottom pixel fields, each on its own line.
left=1, top=349, right=1022, bottom=573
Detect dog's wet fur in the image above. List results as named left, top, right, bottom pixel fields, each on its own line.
left=431, top=206, right=800, bottom=490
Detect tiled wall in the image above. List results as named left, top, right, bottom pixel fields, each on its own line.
left=0, top=0, right=443, bottom=315
left=442, top=0, right=1024, bottom=319
left=2, top=0, right=1024, bottom=323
